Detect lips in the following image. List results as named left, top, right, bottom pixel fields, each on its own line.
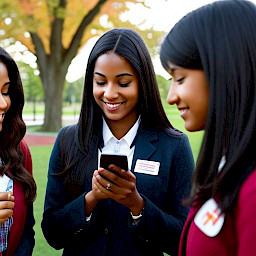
left=178, top=107, right=189, bottom=118
left=105, top=102, right=122, bottom=109
left=103, top=101, right=124, bottom=111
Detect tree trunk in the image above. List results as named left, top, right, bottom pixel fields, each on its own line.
left=33, top=97, right=36, bottom=121
left=41, top=66, right=66, bottom=132
left=30, top=0, right=108, bottom=132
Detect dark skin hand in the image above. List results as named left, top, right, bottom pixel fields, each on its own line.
left=0, top=192, right=14, bottom=224
left=85, top=164, right=144, bottom=216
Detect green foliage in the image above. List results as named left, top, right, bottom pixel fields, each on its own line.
left=18, top=61, right=44, bottom=102
left=156, top=74, right=171, bottom=100
left=63, top=77, right=84, bottom=103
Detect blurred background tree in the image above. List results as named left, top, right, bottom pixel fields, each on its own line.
left=0, top=0, right=163, bottom=131
left=18, top=61, right=44, bottom=121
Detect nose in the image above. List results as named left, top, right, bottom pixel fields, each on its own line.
left=104, top=84, right=118, bottom=99
left=0, top=94, right=8, bottom=109
left=167, top=84, right=179, bottom=105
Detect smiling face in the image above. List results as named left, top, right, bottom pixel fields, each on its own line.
left=167, top=63, right=209, bottom=132
left=93, top=51, right=139, bottom=132
left=0, top=62, right=11, bottom=132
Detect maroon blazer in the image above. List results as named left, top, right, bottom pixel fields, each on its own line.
left=179, top=169, right=256, bottom=256
left=6, top=140, right=34, bottom=256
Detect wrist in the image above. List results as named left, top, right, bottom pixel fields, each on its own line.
left=84, top=191, right=99, bottom=216
left=130, top=195, right=145, bottom=215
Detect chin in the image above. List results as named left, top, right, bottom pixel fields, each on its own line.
left=185, top=123, right=204, bottom=132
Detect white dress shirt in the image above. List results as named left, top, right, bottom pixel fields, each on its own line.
left=86, top=117, right=141, bottom=222
left=98, top=116, right=141, bottom=170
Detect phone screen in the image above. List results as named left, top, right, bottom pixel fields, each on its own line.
left=100, top=154, right=128, bottom=171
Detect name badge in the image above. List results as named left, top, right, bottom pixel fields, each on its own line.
left=0, top=175, right=13, bottom=192
left=134, top=159, right=160, bottom=175
left=194, top=198, right=225, bottom=237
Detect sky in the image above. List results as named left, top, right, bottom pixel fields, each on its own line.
left=67, top=0, right=221, bottom=82
left=8, top=0, right=256, bottom=82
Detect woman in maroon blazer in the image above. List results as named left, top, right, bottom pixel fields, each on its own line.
left=0, top=47, right=36, bottom=256
left=160, top=0, right=256, bottom=255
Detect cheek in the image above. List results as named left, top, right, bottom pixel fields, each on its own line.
left=6, top=97, right=11, bottom=110
left=92, top=86, right=100, bottom=101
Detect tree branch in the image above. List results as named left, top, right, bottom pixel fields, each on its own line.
left=63, top=0, right=108, bottom=68
left=30, top=32, right=48, bottom=82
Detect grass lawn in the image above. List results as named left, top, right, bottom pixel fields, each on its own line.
left=30, top=102, right=203, bottom=256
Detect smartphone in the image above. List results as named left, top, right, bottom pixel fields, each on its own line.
left=100, top=154, right=128, bottom=171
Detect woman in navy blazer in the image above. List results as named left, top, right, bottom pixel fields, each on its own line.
left=42, top=28, right=194, bottom=256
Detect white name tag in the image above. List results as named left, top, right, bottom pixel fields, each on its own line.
left=134, top=159, right=160, bottom=175
left=194, top=198, right=225, bottom=237
left=0, top=175, right=13, bottom=192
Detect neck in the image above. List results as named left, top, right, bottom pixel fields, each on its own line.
left=106, top=114, right=138, bottom=140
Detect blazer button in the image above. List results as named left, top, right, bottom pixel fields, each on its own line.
left=104, top=228, right=109, bottom=235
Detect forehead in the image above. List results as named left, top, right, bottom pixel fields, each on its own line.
left=167, top=62, right=183, bottom=73
left=94, top=52, right=136, bottom=74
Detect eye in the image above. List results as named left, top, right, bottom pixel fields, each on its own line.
left=119, top=82, right=131, bottom=87
left=2, top=85, right=9, bottom=96
left=176, top=77, right=184, bottom=84
left=95, top=81, right=106, bottom=86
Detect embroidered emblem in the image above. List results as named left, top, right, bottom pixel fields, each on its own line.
left=194, top=198, right=225, bottom=237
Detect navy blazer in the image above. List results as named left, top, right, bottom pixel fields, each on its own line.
left=42, top=125, right=194, bottom=256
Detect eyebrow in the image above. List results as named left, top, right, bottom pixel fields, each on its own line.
left=94, top=72, right=133, bottom=78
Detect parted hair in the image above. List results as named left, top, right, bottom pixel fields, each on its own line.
left=59, top=28, right=180, bottom=186
left=0, top=47, right=36, bottom=204
left=160, top=0, right=256, bottom=212
left=77, top=28, right=174, bottom=155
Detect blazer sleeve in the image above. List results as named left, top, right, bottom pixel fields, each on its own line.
left=128, top=134, right=194, bottom=256
left=41, top=130, right=105, bottom=250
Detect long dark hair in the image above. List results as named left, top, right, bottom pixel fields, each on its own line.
left=160, top=0, right=256, bottom=212
left=78, top=28, right=173, bottom=154
left=0, top=47, right=36, bottom=204
left=59, top=28, right=177, bottom=187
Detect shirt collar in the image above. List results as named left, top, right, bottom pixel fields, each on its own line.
left=102, top=116, right=141, bottom=147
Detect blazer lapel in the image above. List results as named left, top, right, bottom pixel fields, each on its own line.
left=131, top=127, right=158, bottom=171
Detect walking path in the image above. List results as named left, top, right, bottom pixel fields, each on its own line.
left=23, top=114, right=78, bottom=146
left=24, top=133, right=56, bottom=146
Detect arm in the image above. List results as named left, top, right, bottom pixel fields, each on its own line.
left=41, top=130, right=107, bottom=250
left=14, top=204, right=35, bottom=256
left=129, top=134, right=194, bottom=256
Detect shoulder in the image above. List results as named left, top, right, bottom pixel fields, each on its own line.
left=238, top=168, right=256, bottom=202
left=58, top=124, right=77, bottom=138
left=19, top=139, right=31, bottom=155
left=19, top=140, right=32, bottom=175
left=55, top=124, right=77, bottom=146
left=55, top=124, right=84, bottom=158
left=157, top=127, right=190, bottom=146
left=141, top=127, right=192, bottom=154
left=155, top=128, right=194, bottom=164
